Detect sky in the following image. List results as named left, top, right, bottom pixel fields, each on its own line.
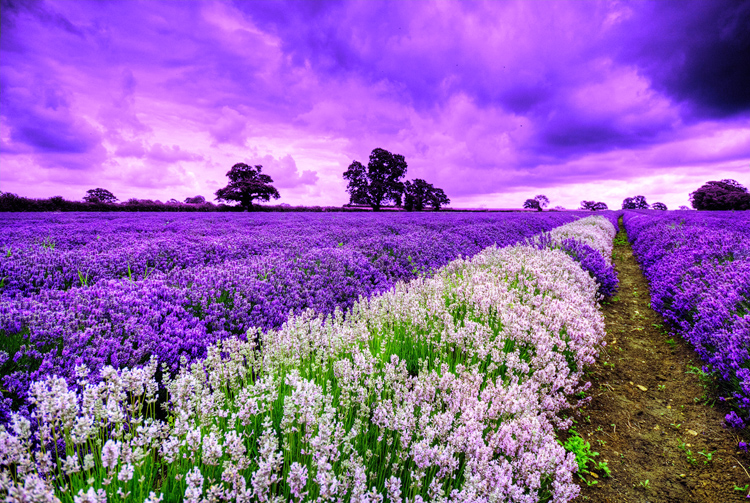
left=1, top=0, right=749, bottom=210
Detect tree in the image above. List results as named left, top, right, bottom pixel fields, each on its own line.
left=580, top=201, right=608, bottom=211
left=622, top=195, right=649, bottom=209
left=215, top=163, right=280, bottom=209
left=651, top=202, right=668, bottom=211
left=523, top=199, right=542, bottom=211
left=678, top=205, right=691, bottom=210
left=403, top=179, right=450, bottom=211
left=534, top=194, right=550, bottom=208
left=184, top=195, right=206, bottom=204
left=343, top=148, right=407, bottom=211
left=690, top=179, right=750, bottom=210
left=84, top=188, right=118, bottom=204
left=592, top=202, right=609, bottom=211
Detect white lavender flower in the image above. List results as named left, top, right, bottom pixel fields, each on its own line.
left=101, top=439, right=120, bottom=471
left=73, top=486, right=107, bottom=503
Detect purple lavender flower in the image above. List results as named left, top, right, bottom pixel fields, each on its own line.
left=625, top=210, right=750, bottom=427
left=727, top=411, right=745, bottom=429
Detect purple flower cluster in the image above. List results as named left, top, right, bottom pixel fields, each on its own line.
left=528, top=216, right=619, bottom=298
left=1, top=212, right=582, bottom=421
left=0, top=212, right=589, bottom=298
left=559, top=239, right=619, bottom=297
left=623, top=210, right=750, bottom=425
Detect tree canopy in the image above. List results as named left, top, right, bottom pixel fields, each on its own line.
left=403, top=179, right=450, bottom=211
left=523, top=199, right=542, bottom=211
left=343, top=148, right=407, bottom=211
left=215, top=163, right=280, bottom=209
left=534, top=194, right=550, bottom=208
left=651, top=202, right=668, bottom=211
left=622, top=195, right=650, bottom=209
left=690, top=179, right=750, bottom=210
left=184, top=195, right=206, bottom=204
left=580, top=201, right=608, bottom=211
left=83, top=188, right=118, bottom=204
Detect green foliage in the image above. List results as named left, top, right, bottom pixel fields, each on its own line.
left=698, top=449, right=715, bottom=464
left=560, top=428, right=611, bottom=485
left=678, top=441, right=698, bottom=464
left=77, top=270, right=90, bottom=287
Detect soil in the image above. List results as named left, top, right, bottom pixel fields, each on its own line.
left=567, top=219, right=750, bottom=503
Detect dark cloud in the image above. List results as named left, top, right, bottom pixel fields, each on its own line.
left=0, top=0, right=84, bottom=37
left=612, top=0, right=750, bottom=119
left=11, top=120, right=100, bottom=154
left=498, top=84, right=553, bottom=115
left=527, top=109, right=673, bottom=163
left=232, top=0, right=352, bottom=70
left=1, top=74, right=104, bottom=156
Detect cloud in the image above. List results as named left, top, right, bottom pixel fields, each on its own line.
left=609, top=0, right=750, bottom=120
left=209, top=106, right=248, bottom=146
left=146, top=144, right=203, bottom=164
left=0, top=66, right=107, bottom=171
left=246, top=154, right=318, bottom=188
left=98, top=69, right=152, bottom=137
left=113, top=139, right=146, bottom=158
left=1, top=0, right=84, bottom=37
left=1, top=75, right=103, bottom=156
left=0, top=0, right=748, bottom=207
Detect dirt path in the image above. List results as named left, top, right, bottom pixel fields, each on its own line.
left=571, top=220, right=750, bottom=502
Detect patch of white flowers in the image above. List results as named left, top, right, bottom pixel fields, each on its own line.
left=544, top=216, right=617, bottom=263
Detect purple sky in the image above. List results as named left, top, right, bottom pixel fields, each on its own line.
left=2, top=0, right=749, bottom=209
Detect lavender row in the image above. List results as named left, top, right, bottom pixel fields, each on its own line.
left=529, top=216, right=620, bottom=298
left=1, top=212, right=586, bottom=421
left=0, top=218, right=613, bottom=502
left=0, top=212, right=592, bottom=299
left=623, top=210, right=750, bottom=425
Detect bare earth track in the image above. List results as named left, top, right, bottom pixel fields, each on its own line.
left=570, top=220, right=750, bottom=502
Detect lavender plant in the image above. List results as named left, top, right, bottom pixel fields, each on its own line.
left=527, top=217, right=619, bottom=298
left=624, top=210, right=750, bottom=426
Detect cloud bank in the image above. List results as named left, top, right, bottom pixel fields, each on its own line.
left=1, top=0, right=748, bottom=208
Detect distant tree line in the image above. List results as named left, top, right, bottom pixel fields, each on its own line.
left=618, top=180, right=750, bottom=211
left=0, top=190, right=350, bottom=213
left=621, top=195, right=668, bottom=210
left=0, top=190, right=229, bottom=212
left=3, top=154, right=747, bottom=212
left=579, top=200, right=609, bottom=211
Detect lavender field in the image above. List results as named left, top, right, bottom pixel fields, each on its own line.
left=623, top=210, right=750, bottom=427
left=0, top=212, right=590, bottom=414
left=0, top=212, right=622, bottom=502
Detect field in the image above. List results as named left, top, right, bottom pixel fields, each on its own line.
left=0, top=210, right=747, bottom=502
